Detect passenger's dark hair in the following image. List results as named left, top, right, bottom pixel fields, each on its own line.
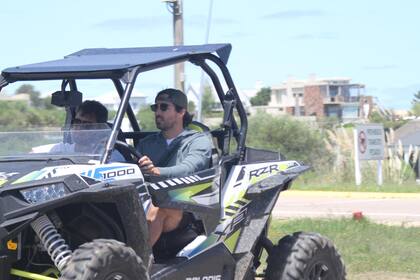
left=175, top=105, right=193, bottom=127
left=77, top=100, right=108, bottom=123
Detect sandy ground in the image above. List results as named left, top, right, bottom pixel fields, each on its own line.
left=274, top=190, right=420, bottom=226
left=349, top=272, right=420, bottom=280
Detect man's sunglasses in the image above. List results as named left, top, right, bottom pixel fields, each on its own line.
left=73, top=118, right=95, bottom=124
left=150, top=103, right=170, bottom=112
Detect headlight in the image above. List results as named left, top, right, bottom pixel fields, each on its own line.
left=20, top=183, right=68, bottom=204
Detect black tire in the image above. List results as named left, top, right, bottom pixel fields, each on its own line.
left=266, top=232, right=346, bottom=280
left=60, top=239, right=149, bottom=280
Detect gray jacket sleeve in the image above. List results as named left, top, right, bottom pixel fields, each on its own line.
left=158, top=133, right=212, bottom=178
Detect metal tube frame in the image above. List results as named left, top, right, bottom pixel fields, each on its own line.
left=112, top=79, right=141, bottom=132
left=190, top=54, right=248, bottom=161
left=101, top=67, right=141, bottom=163
left=0, top=49, right=247, bottom=164
left=101, top=53, right=248, bottom=163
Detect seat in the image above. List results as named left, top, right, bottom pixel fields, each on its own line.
left=152, top=212, right=204, bottom=261
left=187, top=120, right=210, bottom=133
left=151, top=121, right=218, bottom=261
left=187, top=120, right=220, bottom=167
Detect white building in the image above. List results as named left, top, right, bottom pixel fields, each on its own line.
left=0, top=93, right=31, bottom=105
left=185, top=81, right=255, bottom=117
left=268, top=77, right=367, bottom=120
left=100, top=90, right=147, bottom=113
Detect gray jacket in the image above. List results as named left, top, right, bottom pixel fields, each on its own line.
left=137, top=129, right=212, bottom=178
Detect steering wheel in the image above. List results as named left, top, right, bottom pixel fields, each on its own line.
left=114, top=140, right=142, bottom=163
left=115, top=140, right=163, bottom=183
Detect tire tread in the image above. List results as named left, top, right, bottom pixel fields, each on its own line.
left=266, top=232, right=346, bottom=280
left=60, top=239, right=149, bottom=280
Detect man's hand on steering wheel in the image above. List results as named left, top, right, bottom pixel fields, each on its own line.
left=138, top=155, right=161, bottom=176
left=114, top=140, right=142, bottom=162
left=114, top=140, right=160, bottom=176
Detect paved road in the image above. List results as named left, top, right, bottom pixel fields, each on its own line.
left=273, top=191, right=420, bottom=226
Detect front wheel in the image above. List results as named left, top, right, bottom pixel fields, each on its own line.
left=60, top=239, right=149, bottom=280
left=266, top=232, right=346, bottom=280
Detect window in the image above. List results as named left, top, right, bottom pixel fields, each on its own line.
left=329, top=86, right=338, bottom=97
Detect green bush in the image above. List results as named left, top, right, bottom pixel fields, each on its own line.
left=0, top=101, right=65, bottom=130
left=369, top=111, right=407, bottom=130
left=136, top=106, right=156, bottom=131
left=246, top=113, right=334, bottom=170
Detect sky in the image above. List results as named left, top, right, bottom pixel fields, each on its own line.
left=0, top=0, right=419, bottom=110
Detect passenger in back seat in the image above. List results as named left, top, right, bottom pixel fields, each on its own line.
left=136, top=88, right=212, bottom=246
left=49, top=100, right=125, bottom=162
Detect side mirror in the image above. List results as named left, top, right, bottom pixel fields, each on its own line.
left=51, top=90, right=82, bottom=107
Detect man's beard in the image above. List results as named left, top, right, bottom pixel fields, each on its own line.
left=155, top=117, right=169, bottom=131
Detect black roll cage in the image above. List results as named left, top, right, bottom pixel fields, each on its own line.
left=0, top=44, right=248, bottom=164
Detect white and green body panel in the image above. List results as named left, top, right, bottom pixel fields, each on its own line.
left=147, top=159, right=307, bottom=260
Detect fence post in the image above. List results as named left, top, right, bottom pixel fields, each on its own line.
left=354, top=128, right=362, bottom=186
left=377, top=160, right=383, bottom=186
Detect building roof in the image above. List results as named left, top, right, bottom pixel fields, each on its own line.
left=100, top=90, right=147, bottom=104
left=393, top=119, right=420, bottom=146
left=0, top=93, right=30, bottom=102
left=272, top=77, right=365, bottom=89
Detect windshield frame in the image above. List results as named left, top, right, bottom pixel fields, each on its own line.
left=0, top=126, right=113, bottom=162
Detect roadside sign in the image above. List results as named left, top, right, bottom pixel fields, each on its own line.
left=354, top=123, right=385, bottom=186
left=356, top=124, right=385, bottom=160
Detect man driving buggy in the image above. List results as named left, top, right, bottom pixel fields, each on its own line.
left=136, top=88, right=212, bottom=246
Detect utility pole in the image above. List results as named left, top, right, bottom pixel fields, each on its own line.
left=197, top=0, right=214, bottom=121
left=163, top=0, right=184, bottom=92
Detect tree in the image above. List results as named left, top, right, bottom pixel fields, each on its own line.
left=411, top=90, right=420, bottom=116
left=250, top=87, right=271, bottom=106
left=412, top=90, right=420, bottom=104
left=188, top=101, right=196, bottom=116
left=43, top=96, right=56, bottom=110
left=15, top=84, right=43, bottom=108
left=368, top=110, right=407, bottom=130
left=15, top=84, right=38, bottom=95
left=136, top=106, right=156, bottom=131
left=412, top=103, right=420, bottom=117
left=0, top=101, right=65, bottom=129
left=201, top=86, right=216, bottom=116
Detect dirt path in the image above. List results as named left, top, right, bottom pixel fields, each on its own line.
left=349, top=272, right=420, bottom=280
left=274, top=191, right=420, bottom=226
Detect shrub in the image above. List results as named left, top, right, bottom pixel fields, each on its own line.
left=136, top=106, right=156, bottom=131
left=246, top=113, right=334, bottom=170
left=0, top=101, right=65, bottom=130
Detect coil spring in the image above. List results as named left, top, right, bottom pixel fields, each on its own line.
left=31, top=215, right=72, bottom=271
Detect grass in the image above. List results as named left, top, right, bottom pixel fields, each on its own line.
left=267, top=218, right=420, bottom=278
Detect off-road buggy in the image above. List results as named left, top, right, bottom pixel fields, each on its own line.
left=0, top=44, right=346, bottom=279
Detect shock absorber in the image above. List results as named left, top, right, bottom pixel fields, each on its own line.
left=31, top=215, right=72, bottom=271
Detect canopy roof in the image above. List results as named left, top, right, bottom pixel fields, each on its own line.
left=0, top=44, right=231, bottom=86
